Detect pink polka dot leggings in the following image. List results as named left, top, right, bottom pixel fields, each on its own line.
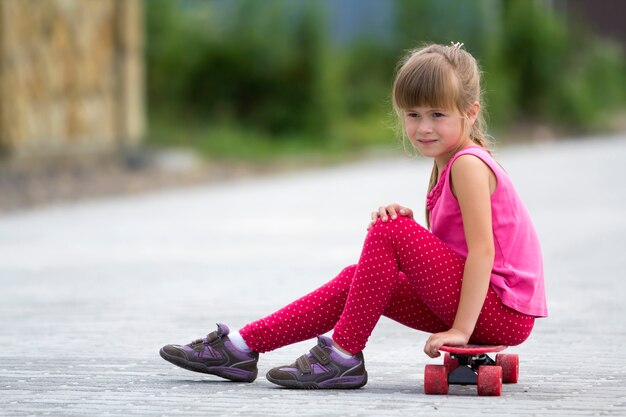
left=240, top=216, right=534, bottom=354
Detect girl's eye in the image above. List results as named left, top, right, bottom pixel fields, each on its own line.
left=432, top=112, right=445, bottom=118
left=406, top=112, right=419, bottom=118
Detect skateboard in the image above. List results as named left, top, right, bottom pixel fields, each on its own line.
left=423, top=345, right=519, bottom=396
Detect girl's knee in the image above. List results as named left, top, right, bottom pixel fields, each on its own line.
left=369, top=214, right=424, bottom=236
left=329, top=264, right=358, bottom=287
left=341, top=264, right=358, bottom=277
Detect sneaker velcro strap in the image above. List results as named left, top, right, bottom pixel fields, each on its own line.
left=191, top=339, right=205, bottom=351
left=206, top=331, right=224, bottom=348
left=296, top=355, right=312, bottom=374
left=310, top=345, right=331, bottom=365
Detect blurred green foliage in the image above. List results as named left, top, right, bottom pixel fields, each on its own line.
left=145, top=0, right=626, bottom=161
left=147, top=0, right=334, bottom=134
left=494, top=0, right=626, bottom=130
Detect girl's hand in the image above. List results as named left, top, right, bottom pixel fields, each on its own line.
left=423, top=328, right=470, bottom=358
left=367, top=204, right=414, bottom=230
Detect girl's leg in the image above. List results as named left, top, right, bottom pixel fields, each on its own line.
left=381, top=271, right=450, bottom=334
left=260, top=218, right=459, bottom=389
left=239, top=269, right=451, bottom=353
left=332, top=216, right=534, bottom=353
left=360, top=216, right=534, bottom=347
left=239, top=265, right=357, bottom=353
left=330, top=216, right=461, bottom=353
left=241, top=216, right=460, bottom=354
left=242, top=215, right=534, bottom=355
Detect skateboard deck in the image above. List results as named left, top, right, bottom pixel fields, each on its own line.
left=424, top=344, right=519, bottom=396
left=440, top=344, right=507, bottom=355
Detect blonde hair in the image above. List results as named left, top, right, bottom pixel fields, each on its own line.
left=391, top=43, right=491, bottom=228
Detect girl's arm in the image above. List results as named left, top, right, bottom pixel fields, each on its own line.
left=423, top=155, right=496, bottom=358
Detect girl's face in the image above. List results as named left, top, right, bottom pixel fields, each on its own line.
left=403, top=105, right=475, bottom=165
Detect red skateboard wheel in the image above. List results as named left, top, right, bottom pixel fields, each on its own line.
left=424, top=364, right=449, bottom=395
left=496, top=353, right=519, bottom=383
left=477, top=365, right=502, bottom=396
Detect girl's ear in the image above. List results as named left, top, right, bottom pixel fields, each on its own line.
left=466, top=101, right=480, bottom=125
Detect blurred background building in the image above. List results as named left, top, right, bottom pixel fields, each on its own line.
left=0, top=0, right=144, bottom=159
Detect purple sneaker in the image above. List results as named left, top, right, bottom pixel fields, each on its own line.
left=266, top=335, right=367, bottom=389
left=159, top=323, right=259, bottom=383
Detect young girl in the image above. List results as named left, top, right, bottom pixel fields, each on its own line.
left=160, top=42, right=547, bottom=389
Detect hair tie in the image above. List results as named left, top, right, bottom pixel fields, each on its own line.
left=449, top=41, right=464, bottom=51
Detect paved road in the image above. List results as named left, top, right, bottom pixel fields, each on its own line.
left=1, top=134, right=625, bottom=416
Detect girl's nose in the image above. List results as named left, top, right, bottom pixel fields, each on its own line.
left=417, top=119, right=433, bottom=134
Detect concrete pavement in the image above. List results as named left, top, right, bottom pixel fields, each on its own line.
left=1, top=134, right=625, bottom=416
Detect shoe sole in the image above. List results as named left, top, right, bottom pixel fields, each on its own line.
left=266, top=372, right=368, bottom=389
left=159, top=348, right=257, bottom=383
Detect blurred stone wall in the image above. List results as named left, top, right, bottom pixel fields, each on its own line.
left=0, top=0, right=144, bottom=159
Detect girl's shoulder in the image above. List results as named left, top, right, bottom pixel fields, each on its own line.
left=453, top=145, right=495, bottom=161
left=449, top=146, right=501, bottom=176
left=450, top=148, right=499, bottom=195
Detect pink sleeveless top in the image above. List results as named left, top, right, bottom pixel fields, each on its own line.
left=428, top=146, right=548, bottom=317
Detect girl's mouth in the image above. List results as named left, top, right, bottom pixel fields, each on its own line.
left=418, top=139, right=437, bottom=145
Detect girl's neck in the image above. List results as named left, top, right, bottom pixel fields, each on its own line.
left=435, top=138, right=474, bottom=173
